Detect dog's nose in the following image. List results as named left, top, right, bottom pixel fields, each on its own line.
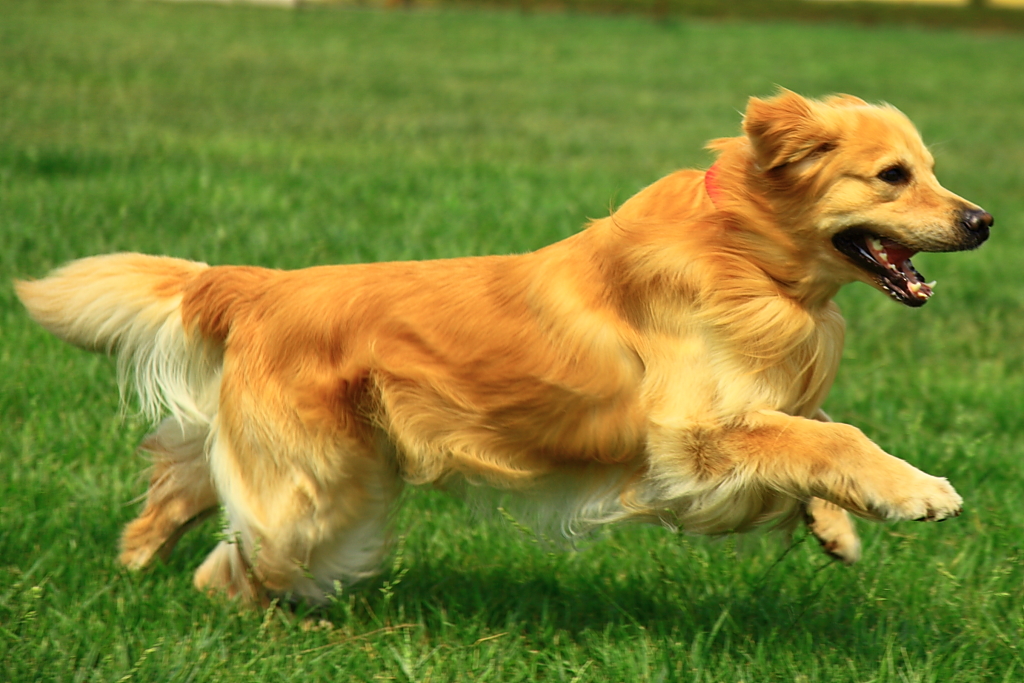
left=963, top=209, right=994, bottom=233
left=961, top=208, right=992, bottom=246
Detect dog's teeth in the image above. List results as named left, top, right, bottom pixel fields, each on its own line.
left=868, top=237, right=889, bottom=265
left=908, top=281, right=922, bottom=295
left=868, top=236, right=892, bottom=266
left=927, top=281, right=937, bottom=288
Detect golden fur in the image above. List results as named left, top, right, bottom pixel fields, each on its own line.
left=17, top=90, right=992, bottom=604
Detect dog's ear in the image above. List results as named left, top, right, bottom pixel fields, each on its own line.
left=743, top=90, right=837, bottom=173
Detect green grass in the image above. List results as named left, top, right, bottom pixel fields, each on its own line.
left=3, top=1, right=1024, bottom=680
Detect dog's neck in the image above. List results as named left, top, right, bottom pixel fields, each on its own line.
left=705, top=153, right=844, bottom=310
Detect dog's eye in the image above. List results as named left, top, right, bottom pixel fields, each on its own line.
left=877, top=165, right=910, bottom=185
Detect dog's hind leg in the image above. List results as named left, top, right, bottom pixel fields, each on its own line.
left=119, top=419, right=219, bottom=570
left=193, top=426, right=402, bottom=604
left=803, top=497, right=861, bottom=565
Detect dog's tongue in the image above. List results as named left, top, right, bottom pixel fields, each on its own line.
left=867, top=236, right=917, bottom=272
left=879, top=239, right=915, bottom=265
left=866, top=236, right=935, bottom=302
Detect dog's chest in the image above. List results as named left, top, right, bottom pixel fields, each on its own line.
left=640, top=306, right=844, bottom=424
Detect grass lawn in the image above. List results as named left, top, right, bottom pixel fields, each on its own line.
left=3, top=1, right=1024, bottom=680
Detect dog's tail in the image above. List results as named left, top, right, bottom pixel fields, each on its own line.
left=15, top=253, right=235, bottom=426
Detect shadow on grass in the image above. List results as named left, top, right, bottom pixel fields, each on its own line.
left=375, top=557, right=879, bottom=649
left=156, top=506, right=914, bottom=656
left=0, top=146, right=121, bottom=178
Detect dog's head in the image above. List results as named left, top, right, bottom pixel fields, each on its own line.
left=737, top=90, right=991, bottom=307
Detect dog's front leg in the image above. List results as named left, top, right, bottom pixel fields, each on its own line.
left=803, top=497, right=861, bottom=564
left=803, top=410, right=861, bottom=564
left=719, top=410, right=962, bottom=523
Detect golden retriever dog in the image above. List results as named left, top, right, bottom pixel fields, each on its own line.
left=16, top=90, right=992, bottom=605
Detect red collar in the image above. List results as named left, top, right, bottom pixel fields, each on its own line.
left=704, top=162, right=724, bottom=209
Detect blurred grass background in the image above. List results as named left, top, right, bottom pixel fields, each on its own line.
left=2, top=0, right=1024, bottom=680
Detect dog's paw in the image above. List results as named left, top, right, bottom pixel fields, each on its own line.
left=119, top=507, right=218, bottom=571
left=804, top=498, right=861, bottom=564
left=883, top=475, right=963, bottom=523
left=119, top=517, right=164, bottom=570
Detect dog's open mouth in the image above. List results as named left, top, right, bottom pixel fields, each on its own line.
left=832, top=230, right=935, bottom=307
